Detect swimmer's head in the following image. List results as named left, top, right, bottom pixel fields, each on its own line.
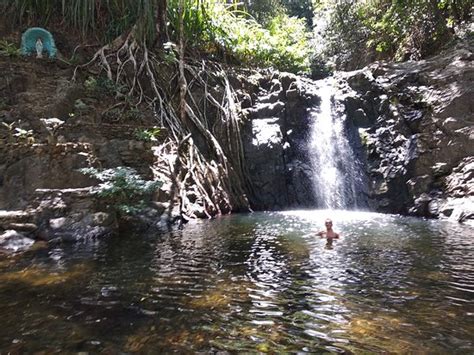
left=325, top=219, right=333, bottom=228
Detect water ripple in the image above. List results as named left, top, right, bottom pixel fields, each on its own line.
left=0, top=211, right=473, bottom=353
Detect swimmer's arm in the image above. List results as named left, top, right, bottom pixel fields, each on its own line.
left=316, top=231, right=325, bottom=237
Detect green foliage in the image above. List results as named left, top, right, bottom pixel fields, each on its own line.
left=314, top=0, right=471, bottom=69
left=358, top=0, right=451, bottom=60
left=74, top=99, right=89, bottom=115
left=2, top=122, right=35, bottom=144
left=312, top=1, right=369, bottom=70
left=242, top=0, right=314, bottom=27
left=4, top=0, right=313, bottom=73
left=84, top=76, right=124, bottom=97
left=5, top=0, right=157, bottom=41
left=358, top=128, right=369, bottom=147
left=1, top=122, right=15, bottom=143
left=80, top=167, right=162, bottom=215
left=264, top=14, right=311, bottom=72
left=280, top=0, right=314, bottom=27
left=166, top=1, right=312, bottom=72
left=134, top=127, right=161, bottom=142
left=241, top=0, right=283, bottom=26
left=0, top=40, right=20, bottom=57
left=123, top=107, right=145, bottom=121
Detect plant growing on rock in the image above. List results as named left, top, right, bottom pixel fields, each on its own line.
left=13, top=127, right=35, bottom=144
left=80, top=167, right=162, bottom=215
left=134, top=127, right=161, bottom=142
left=1, top=122, right=15, bottom=143
left=2, top=122, right=35, bottom=144
left=84, top=76, right=125, bottom=97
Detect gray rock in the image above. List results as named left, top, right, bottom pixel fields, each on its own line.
left=240, top=93, right=252, bottom=109
left=0, top=230, right=35, bottom=252
left=39, top=213, right=116, bottom=242
left=346, top=70, right=375, bottom=92
left=407, top=175, right=432, bottom=196
left=352, top=108, right=369, bottom=127
left=3, top=223, right=38, bottom=232
left=438, top=197, right=474, bottom=225
left=253, top=101, right=285, bottom=118
left=409, top=193, right=432, bottom=216
left=279, top=72, right=298, bottom=92
left=270, top=80, right=282, bottom=93
left=286, top=89, right=299, bottom=101
left=442, top=117, right=466, bottom=131
left=431, top=162, right=450, bottom=177
left=259, top=91, right=281, bottom=104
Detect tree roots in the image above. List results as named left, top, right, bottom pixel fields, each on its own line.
left=74, top=31, right=253, bottom=220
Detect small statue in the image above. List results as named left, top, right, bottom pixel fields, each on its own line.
left=35, top=38, right=43, bottom=59
left=21, top=28, right=57, bottom=58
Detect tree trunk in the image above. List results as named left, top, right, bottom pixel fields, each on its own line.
left=178, top=0, right=187, bottom=127
left=156, top=0, right=168, bottom=44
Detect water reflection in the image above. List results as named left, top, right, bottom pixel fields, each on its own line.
left=0, top=210, right=473, bottom=353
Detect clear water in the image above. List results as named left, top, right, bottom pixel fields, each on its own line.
left=308, top=79, right=365, bottom=209
left=0, top=210, right=473, bottom=353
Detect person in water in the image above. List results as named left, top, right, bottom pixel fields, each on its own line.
left=316, top=219, right=340, bottom=242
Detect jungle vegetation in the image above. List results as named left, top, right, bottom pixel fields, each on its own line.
left=2, top=1, right=471, bottom=73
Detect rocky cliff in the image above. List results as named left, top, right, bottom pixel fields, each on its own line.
left=240, top=38, right=473, bottom=224
left=340, top=38, right=473, bottom=222
left=237, top=71, right=319, bottom=210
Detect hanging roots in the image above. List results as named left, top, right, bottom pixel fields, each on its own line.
left=74, top=31, right=253, bottom=219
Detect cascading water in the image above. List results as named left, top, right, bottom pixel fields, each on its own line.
left=308, top=78, right=366, bottom=209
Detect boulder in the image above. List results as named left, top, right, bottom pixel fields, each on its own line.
left=38, top=212, right=117, bottom=242
left=0, top=230, right=35, bottom=252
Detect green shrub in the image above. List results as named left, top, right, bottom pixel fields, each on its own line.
left=166, top=0, right=312, bottom=72
left=134, top=127, right=161, bottom=142
left=0, top=40, right=20, bottom=57
left=80, top=167, right=162, bottom=215
left=84, top=76, right=125, bottom=97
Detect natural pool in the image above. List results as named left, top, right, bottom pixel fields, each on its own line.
left=0, top=210, right=473, bottom=353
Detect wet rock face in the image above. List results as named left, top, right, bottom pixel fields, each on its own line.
left=341, top=39, right=474, bottom=222
left=240, top=72, right=319, bottom=209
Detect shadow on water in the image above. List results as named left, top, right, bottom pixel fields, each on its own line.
left=0, top=210, right=473, bottom=352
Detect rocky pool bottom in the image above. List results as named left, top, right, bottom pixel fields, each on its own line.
left=0, top=210, right=473, bottom=353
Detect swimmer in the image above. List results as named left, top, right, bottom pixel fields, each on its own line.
left=316, top=218, right=340, bottom=242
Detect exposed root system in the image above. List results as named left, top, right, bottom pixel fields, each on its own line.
left=74, top=28, right=252, bottom=220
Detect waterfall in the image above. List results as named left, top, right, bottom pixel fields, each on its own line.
left=308, top=78, right=365, bottom=209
